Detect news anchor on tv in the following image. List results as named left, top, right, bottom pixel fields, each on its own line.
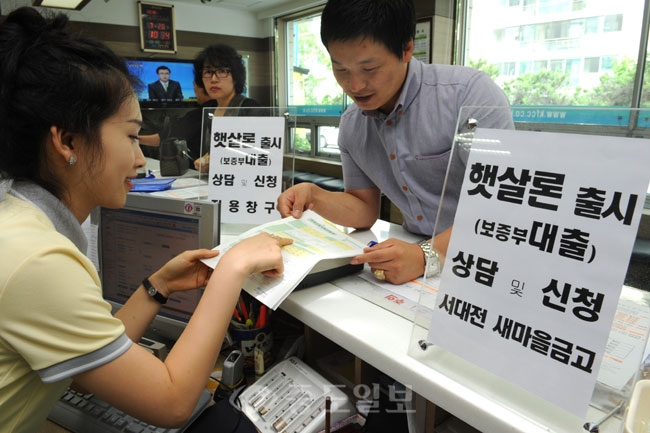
left=148, top=65, right=183, bottom=101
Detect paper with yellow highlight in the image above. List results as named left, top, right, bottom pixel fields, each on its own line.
left=202, top=210, right=366, bottom=309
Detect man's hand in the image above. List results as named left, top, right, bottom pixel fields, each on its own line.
left=351, top=238, right=425, bottom=285
left=277, top=183, right=316, bottom=218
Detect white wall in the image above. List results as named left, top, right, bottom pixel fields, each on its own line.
left=0, top=0, right=273, bottom=38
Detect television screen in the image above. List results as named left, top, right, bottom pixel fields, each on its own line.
left=126, top=58, right=197, bottom=107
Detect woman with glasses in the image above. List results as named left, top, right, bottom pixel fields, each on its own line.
left=195, top=43, right=259, bottom=116
left=193, top=43, right=262, bottom=172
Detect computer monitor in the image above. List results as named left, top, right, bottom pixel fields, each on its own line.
left=96, top=194, right=220, bottom=343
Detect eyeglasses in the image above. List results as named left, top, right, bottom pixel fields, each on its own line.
left=202, top=67, right=231, bottom=79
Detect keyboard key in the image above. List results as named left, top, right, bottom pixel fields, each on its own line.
left=48, top=387, right=212, bottom=433
left=125, top=423, right=145, bottom=433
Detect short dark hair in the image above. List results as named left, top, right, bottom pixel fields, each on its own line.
left=156, top=65, right=171, bottom=74
left=193, top=43, right=247, bottom=95
left=320, top=0, right=416, bottom=59
left=0, top=7, right=139, bottom=199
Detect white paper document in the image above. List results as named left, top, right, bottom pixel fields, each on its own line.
left=597, top=296, right=650, bottom=390
left=333, top=270, right=439, bottom=326
left=201, top=210, right=366, bottom=309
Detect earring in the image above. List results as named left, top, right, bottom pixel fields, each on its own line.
left=68, top=156, right=77, bottom=166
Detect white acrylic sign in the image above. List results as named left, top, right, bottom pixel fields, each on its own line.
left=207, top=116, right=285, bottom=224
left=427, top=128, right=650, bottom=417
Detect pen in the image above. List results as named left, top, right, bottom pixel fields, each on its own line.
left=583, top=400, right=624, bottom=432
left=325, top=396, right=331, bottom=433
left=255, top=305, right=268, bottom=328
left=246, top=302, right=255, bottom=329
left=367, top=241, right=378, bottom=247
left=233, top=308, right=242, bottom=323
left=238, top=296, right=249, bottom=320
left=181, top=150, right=194, bottom=162
left=230, top=319, right=247, bottom=330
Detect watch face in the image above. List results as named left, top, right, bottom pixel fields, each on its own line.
left=147, top=286, right=156, bottom=297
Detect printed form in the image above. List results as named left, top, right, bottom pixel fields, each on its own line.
left=332, top=272, right=439, bottom=327
left=597, top=295, right=650, bottom=391
left=201, top=210, right=366, bottom=309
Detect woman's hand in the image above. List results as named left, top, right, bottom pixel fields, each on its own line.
left=148, top=248, right=220, bottom=297
left=220, top=232, right=293, bottom=278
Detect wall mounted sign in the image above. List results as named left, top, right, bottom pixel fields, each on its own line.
left=138, top=1, right=177, bottom=53
left=414, top=18, right=432, bottom=64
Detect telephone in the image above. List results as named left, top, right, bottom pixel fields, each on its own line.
left=240, top=357, right=356, bottom=433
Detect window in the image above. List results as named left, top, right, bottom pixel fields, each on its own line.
left=292, top=127, right=311, bottom=153
left=603, top=14, right=623, bottom=32
left=533, top=60, right=548, bottom=72
left=585, top=17, right=599, bottom=34
left=277, top=0, right=650, bottom=157
left=566, top=58, right=581, bottom=85
left=285, top=14, right=342, bottom=108
left=584, top=57, right=600, bottom=73
left=601, top=56, right=615, bottom=71
left=505, top=26, right=521, bottom=43
left=638, top=36, right=650, bottom=108
left=459, top=0, right=650, bottom=204
left=572, top=0, right=586, bottom=11
left=462, top=0, right=646, bottom=124
left=550, top=59, right=564, bottom=72
left=520, top=25, right=535, bottom=42
left=317, top=126, right=340, bottom=156
left=276, top=8, right=345, bottom=159
left=568, top=19, right=584, bottom=38
left=538, top=0, right=555, bottom=15
left=523, top=0, right=536, bottom=12
left=295, top=119, right=341, bottom=158
left=502, top=62, right=517, bottom=75
left=545, top=21, right=568, bottom=40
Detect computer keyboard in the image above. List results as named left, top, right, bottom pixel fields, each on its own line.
left=47, top=387, right=212, bottom=433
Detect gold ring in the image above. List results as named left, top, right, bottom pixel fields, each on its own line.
left=373, top=269, right=386, bottom=280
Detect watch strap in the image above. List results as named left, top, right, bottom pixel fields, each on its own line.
left=417, top=239, right=440, bottom=278
left=142, top=277, right=168, bottom=304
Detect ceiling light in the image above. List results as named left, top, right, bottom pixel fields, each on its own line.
left=32, top=0, right=92, bottom=10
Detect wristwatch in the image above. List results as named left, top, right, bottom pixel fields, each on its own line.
left=142, top=277, right=168, bottom=304
left=417, top=239, right=440, bottom=278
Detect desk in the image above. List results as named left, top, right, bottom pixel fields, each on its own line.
left=280, top=220, right=628, bottom=433
left=131, top=157, right=210, bottom=200
left=44, top=216, right=635, bottom=433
